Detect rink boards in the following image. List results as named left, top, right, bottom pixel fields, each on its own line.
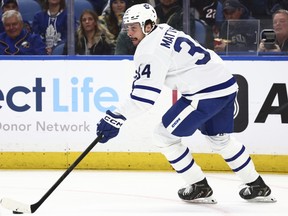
left=0, top=56, right=287, bottom=172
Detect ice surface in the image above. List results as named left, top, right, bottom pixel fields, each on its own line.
left=0, top=170, right=287, bottom=216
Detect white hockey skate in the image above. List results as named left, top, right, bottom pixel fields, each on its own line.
left=178, top=178, right=217, bottom=204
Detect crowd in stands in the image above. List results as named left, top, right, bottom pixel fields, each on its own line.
left=0, top=0, right=287, bottom=55
left=214, top=0, right=259, bottom=54
left=63, top=9, right=114, bottom=55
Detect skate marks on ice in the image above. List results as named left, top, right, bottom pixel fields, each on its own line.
left=0, top=170, right=286, bottom=216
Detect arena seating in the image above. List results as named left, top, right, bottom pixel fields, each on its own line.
left=18, top=0, right=42, bottom=25
left=74, top=0, right=94, bottom=21
left=194, top=19, right=207, bottom=46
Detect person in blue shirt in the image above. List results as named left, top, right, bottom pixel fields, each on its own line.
left=32, top=0, right=76, bottom=54
left=0, top=10, right=47, bottom=55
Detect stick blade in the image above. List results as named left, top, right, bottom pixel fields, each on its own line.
left=0, top=197, right=32, bottom=214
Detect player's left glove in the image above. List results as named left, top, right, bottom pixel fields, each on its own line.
left=96, top=110, right=126, bottom=143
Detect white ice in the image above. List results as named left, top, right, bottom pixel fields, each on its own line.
left=0, top=170, right=287, bottom=216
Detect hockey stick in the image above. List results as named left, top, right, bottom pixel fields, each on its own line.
left=0, top=134, right=103, bottom=214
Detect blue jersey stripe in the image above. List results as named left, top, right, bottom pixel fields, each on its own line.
left=131, top=94, right=155, bottom=105
left=130, top=85, right=160, bottom=105
left=182, top=77, right=236, bottom=97
left=133, top=85, right=161, bottom=93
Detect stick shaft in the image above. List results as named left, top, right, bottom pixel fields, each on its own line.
left=30, top=135, right=102, bottom=213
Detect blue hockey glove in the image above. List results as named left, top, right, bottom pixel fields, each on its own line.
left=96, top=110, right=126, bottom=143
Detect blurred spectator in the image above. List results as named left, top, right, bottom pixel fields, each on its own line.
left=114, top=28, right=136, bottom=54
left=190, top=0, right=226, bottom=49
left=214, top=0, right=258, bottom=54
left=155, top=0, right=194, bottom=35
left=99, top=0, right=127, bottom=48
left=270, top=0, right=288, bottom=14
left=37, top=0, right=45, bottom=8
left=63, top=9, right=114, bottom=55
left=258, top=9, right=288, bottom=53
left=32, top=0, right=76, bottom=54
left=154, top=1, right=197, bottom=38
left=154, top=0, right=182, bottom=26
left=114, top=0, right=149, bottom=55
left=190, top=0, right=218, bottom=27
left=245, top=0, right=272, bottom=20
left=0, top=10, right=47, bottom=55
left=115, top=0, right=205, bottom=54
left=127, top=0, right=153, bottom=8
left=0, top=0, right=31, bottom=33
left=102, top=0, right=150, bottom=14
left=89, top=0, right=109, bottom=15
left=219, top=0, right=252, bottom=11
left=115, top=0, right=182, bottom=55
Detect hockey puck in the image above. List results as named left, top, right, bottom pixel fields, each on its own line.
left=13, top=211, right=23, bottom=214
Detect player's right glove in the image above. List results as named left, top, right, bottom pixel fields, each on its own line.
left=96, top=110, right=126, bottom=143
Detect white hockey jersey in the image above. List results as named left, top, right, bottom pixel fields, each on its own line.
left=117, top=24, right=238, bottom=119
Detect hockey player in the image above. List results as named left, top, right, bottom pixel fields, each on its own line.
left=96, top=3, right=276, bottom=203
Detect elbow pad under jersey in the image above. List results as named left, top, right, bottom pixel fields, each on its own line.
left=115, top=97, right=154, bottom=119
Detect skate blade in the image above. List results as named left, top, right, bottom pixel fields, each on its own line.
left=184, top=196, right=217, bottom=204
left=246, top=195, right=277, bottom=203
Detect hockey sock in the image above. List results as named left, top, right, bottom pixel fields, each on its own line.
left=217, top=137, right=259, bottom=183
left=160, top=142, right=205, bottom=185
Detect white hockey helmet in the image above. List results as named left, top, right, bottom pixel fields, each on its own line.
left=123, top=3, right=157, bottom=35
